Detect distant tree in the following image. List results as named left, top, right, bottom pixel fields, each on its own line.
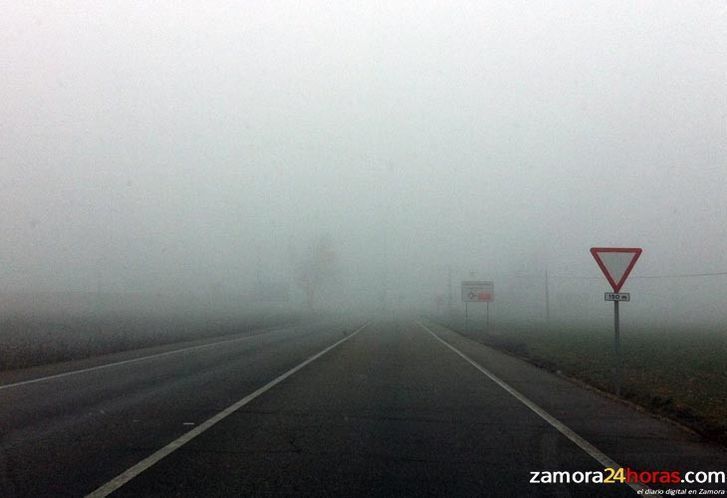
left=292, top=235, right=337, bottom=310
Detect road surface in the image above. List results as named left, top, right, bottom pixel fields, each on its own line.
left=1, top=316, right=725, bottom=496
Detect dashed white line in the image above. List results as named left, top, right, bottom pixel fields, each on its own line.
left=85, top=321, right=369, bottom=498
left=418, top=321, right=648, bottom=495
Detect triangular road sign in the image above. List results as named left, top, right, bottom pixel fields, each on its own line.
left=590, top=247, right=642, bottom=292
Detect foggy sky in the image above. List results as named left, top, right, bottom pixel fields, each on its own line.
left=2, top=1, right=726, bottom=319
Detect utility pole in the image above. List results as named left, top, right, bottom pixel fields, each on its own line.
left=447, top=265, right=453, bottom=313
left=544, top=269, right=550, bottom=323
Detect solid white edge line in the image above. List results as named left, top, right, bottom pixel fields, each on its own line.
left=0, top=328, right=286, bottom=391
left=85, top=321, right=370, bottom=498
left=418, top=321, right=649, bottom=495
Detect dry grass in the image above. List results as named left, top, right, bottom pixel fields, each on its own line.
left=432, top=315, right=727, bottom=446
left=0, top=310, right=305, bottom=371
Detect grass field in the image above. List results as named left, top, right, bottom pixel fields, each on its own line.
left=430, top=314, right=727, bottom=446
left=0, top=309, right=306, bottom=371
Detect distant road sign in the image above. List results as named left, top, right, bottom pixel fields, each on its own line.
left=461, top=281, right=494, bottom=302
left=605, top=292, right=630, bottom=302
left=590, top=247, right=642, bottom=292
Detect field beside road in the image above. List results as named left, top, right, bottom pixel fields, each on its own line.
left=430, top=315, right=727, bottom=446
left=0, top=308, right=306, bottom=371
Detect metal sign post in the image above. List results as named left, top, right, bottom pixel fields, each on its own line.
left=605, top=291, right=632, bottom=394
left=590, top=247, right=642, bottom=396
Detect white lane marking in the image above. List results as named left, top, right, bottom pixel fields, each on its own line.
left=0, top=328, right=287, bottom=391
left=85, top=322, right=370, bottom=498
left=418, top=321, right=648, bottom=495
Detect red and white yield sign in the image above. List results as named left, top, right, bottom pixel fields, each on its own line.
left=590, top=247, right=643, bottom=292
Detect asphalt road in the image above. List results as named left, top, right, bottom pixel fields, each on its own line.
left=1, top=316, right=725, bottom=497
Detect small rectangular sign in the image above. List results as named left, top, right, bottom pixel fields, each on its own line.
left=605, top=292, right=630, bottom=302
left=461, top=281, right=494, bottom=302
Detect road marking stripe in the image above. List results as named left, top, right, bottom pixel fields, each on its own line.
left=0, top=328, right=286, bottom=391
left=418, top=321, right=648, bottom=495
left=85, top=322, right=369, bottom=498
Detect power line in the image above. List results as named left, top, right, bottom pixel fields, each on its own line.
left=632, top=271, right=727, bottom=279
left=502, top=271, right=727, bottom=280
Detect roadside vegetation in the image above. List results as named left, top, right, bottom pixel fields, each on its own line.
left=429, top=314, right=727, bottom=447
left=0, top=308, right=306, bottom=371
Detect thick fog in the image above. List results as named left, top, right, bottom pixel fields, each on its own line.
left=2, top=2, right=726, bottom=325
